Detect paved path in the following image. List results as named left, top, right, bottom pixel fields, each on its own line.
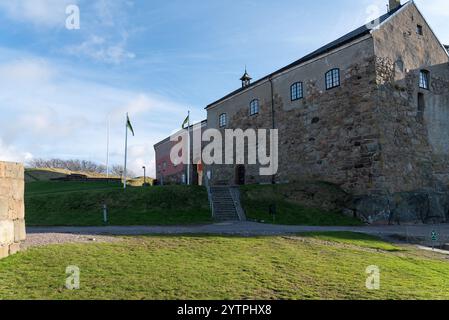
left=27, top=221, right=449, bottom=239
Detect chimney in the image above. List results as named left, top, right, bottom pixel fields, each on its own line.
left=389, top=0, right=401, bottom=12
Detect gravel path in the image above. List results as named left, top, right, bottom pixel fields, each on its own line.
left=23, top=233, right=120, bottom=249
left=27, top=221, right=449, bottom=240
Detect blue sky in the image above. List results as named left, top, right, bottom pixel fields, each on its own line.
left=0, top=0, right=448, bottom=176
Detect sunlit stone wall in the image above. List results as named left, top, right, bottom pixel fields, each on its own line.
left=0, top=161, right=25, bottom=259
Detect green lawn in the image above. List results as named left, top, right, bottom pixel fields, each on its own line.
left=1, top=232, right=448, bottom=300
left=26, top=181, right=122, bottom=196
left=26, top=182, right=211, bottom=226
left=240, top=184, right=362, bottom=226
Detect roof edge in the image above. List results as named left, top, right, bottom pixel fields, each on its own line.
left=409, top=1, right=449, bottom=59
left=153, top=119, right=207, bottom=149
left=205, top=4, right=405, bottom=110
left=205, top=34, right=373, bottom=110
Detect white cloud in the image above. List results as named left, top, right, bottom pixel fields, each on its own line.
left=0, top=0, right=76, bottom=27
left=0, top=58, right=54, bottom=83
left=0, top=138, right=33, bottom=163
left=59, top=1, right=137, bottom=64
left=0, top=54, right=187, bottom=177
left=64, top=35, right=135, bottom=64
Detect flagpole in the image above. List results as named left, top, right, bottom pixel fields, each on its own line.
left=187, top=110, right=191, bottom=186
left=106, top=115, right=110, bottom=181
left=123, top=112, right=128, bottom=190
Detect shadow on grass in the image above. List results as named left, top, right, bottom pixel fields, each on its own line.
left=298, top=231, right=403, bottom=252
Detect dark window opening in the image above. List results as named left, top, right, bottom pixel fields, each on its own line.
left=417, top=25, right=423, bottom=35
left=417, top=93, right=425, bottom=123
left=291, top=82, right=304, bottom=101
left=325, top=68, right=340, bottom=90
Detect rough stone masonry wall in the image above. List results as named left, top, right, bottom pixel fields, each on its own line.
left=275, top=56, right=381, bottom=195
left=349, top=3, right=449, bottom=224
left=0, top=162, right=26, bottom=259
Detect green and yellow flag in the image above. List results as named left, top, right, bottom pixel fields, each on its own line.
left=182, top=114, right=189, bottom=129
left=127, top=114, right=135, bottom=136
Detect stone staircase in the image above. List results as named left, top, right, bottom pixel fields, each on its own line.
left=210, top=186, right=244, bottom=221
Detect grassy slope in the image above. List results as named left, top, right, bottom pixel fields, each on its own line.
left=25, top=168, right=120, bottom=181
left=241, top=184, right=361, bottom=226
left=26, top=181, right=122, bottom=196
left=1, top=232, right=449, bottom=300
left=26, top=181, right=211, bottom=226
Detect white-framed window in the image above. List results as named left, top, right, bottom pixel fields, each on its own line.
left=219, top=113, right=227, bottom=128
left=291, top=82, right=303, bottom=101
left=325, top=68, right=340, bottom=90
left=250, top=99, right=259, bottom=116
left=419, top=70, right=430, bottom=90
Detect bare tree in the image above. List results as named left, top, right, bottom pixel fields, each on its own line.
left=110, top=165, right=136, bottom=178
left=28, top=158, right=107, bottom=174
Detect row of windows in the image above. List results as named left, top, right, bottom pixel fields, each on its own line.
left=218, top=69, right=431, bottom=128
left=290, top=69, right=340, bottom=102
left=218, top=68, right=341, bottom=127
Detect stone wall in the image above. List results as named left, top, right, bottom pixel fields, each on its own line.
left=350, top=3, right=449, bottom=224
left=0, top=162, right=26, bottom=259
left=206, top=36, right=376, bottom=188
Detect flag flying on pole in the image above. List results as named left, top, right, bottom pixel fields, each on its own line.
left=127, top=114, right=135, bottom=136
left=182, top=114, right=189, bottom=129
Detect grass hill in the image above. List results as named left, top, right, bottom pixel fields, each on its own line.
left=25, top=179, right=361, bottom=227
left=25, top=168, right=153, bottom=186
left=25, top=168, right=120, bottom=182
left=240, top=182, right=361, bottom=226
left=25, top=181, right=211, bottom=226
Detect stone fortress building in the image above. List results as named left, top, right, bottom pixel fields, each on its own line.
left=155, top=1, right=449, bottom=223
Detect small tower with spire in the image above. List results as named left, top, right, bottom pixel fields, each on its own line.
left=240, top=67, right=252, bottom=88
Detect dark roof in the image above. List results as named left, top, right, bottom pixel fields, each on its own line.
left=206, top=4, right=404, bottom=109
left=445, top=45, right=449, bottom=52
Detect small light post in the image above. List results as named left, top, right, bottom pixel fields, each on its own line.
left=142, top=166, right=146, bottom=187
left=103, top=204, right=108, bottom=224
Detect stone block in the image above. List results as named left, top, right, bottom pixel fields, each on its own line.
left=8, top=199, right=24, bottom=220
left=0, top=182, right=11, bottom=198
left=0, top=163, right=5, bottom=179
left=14, top=219, right=26, bottom=242
left=9, top=242, right=20, bottom=255
left=0, top=196, right=8, bottom=220
left=5, top=163, right=24, bottom=180
left=0, top=245, right=9, bottom=259
left=0, top=220, right=15, bottom=244
left=10, top=179, right=24, bottom=201
left=16, top=200, right=25, bottom=220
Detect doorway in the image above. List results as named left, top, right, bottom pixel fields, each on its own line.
left=235, top=165, right=245, bottom=185
left=192, top=164, right=199, bottom=185
left=417, top=92, right=425, bottom=123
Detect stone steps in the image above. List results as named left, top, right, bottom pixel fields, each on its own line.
left=210, top=186, right=240, bottom=221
